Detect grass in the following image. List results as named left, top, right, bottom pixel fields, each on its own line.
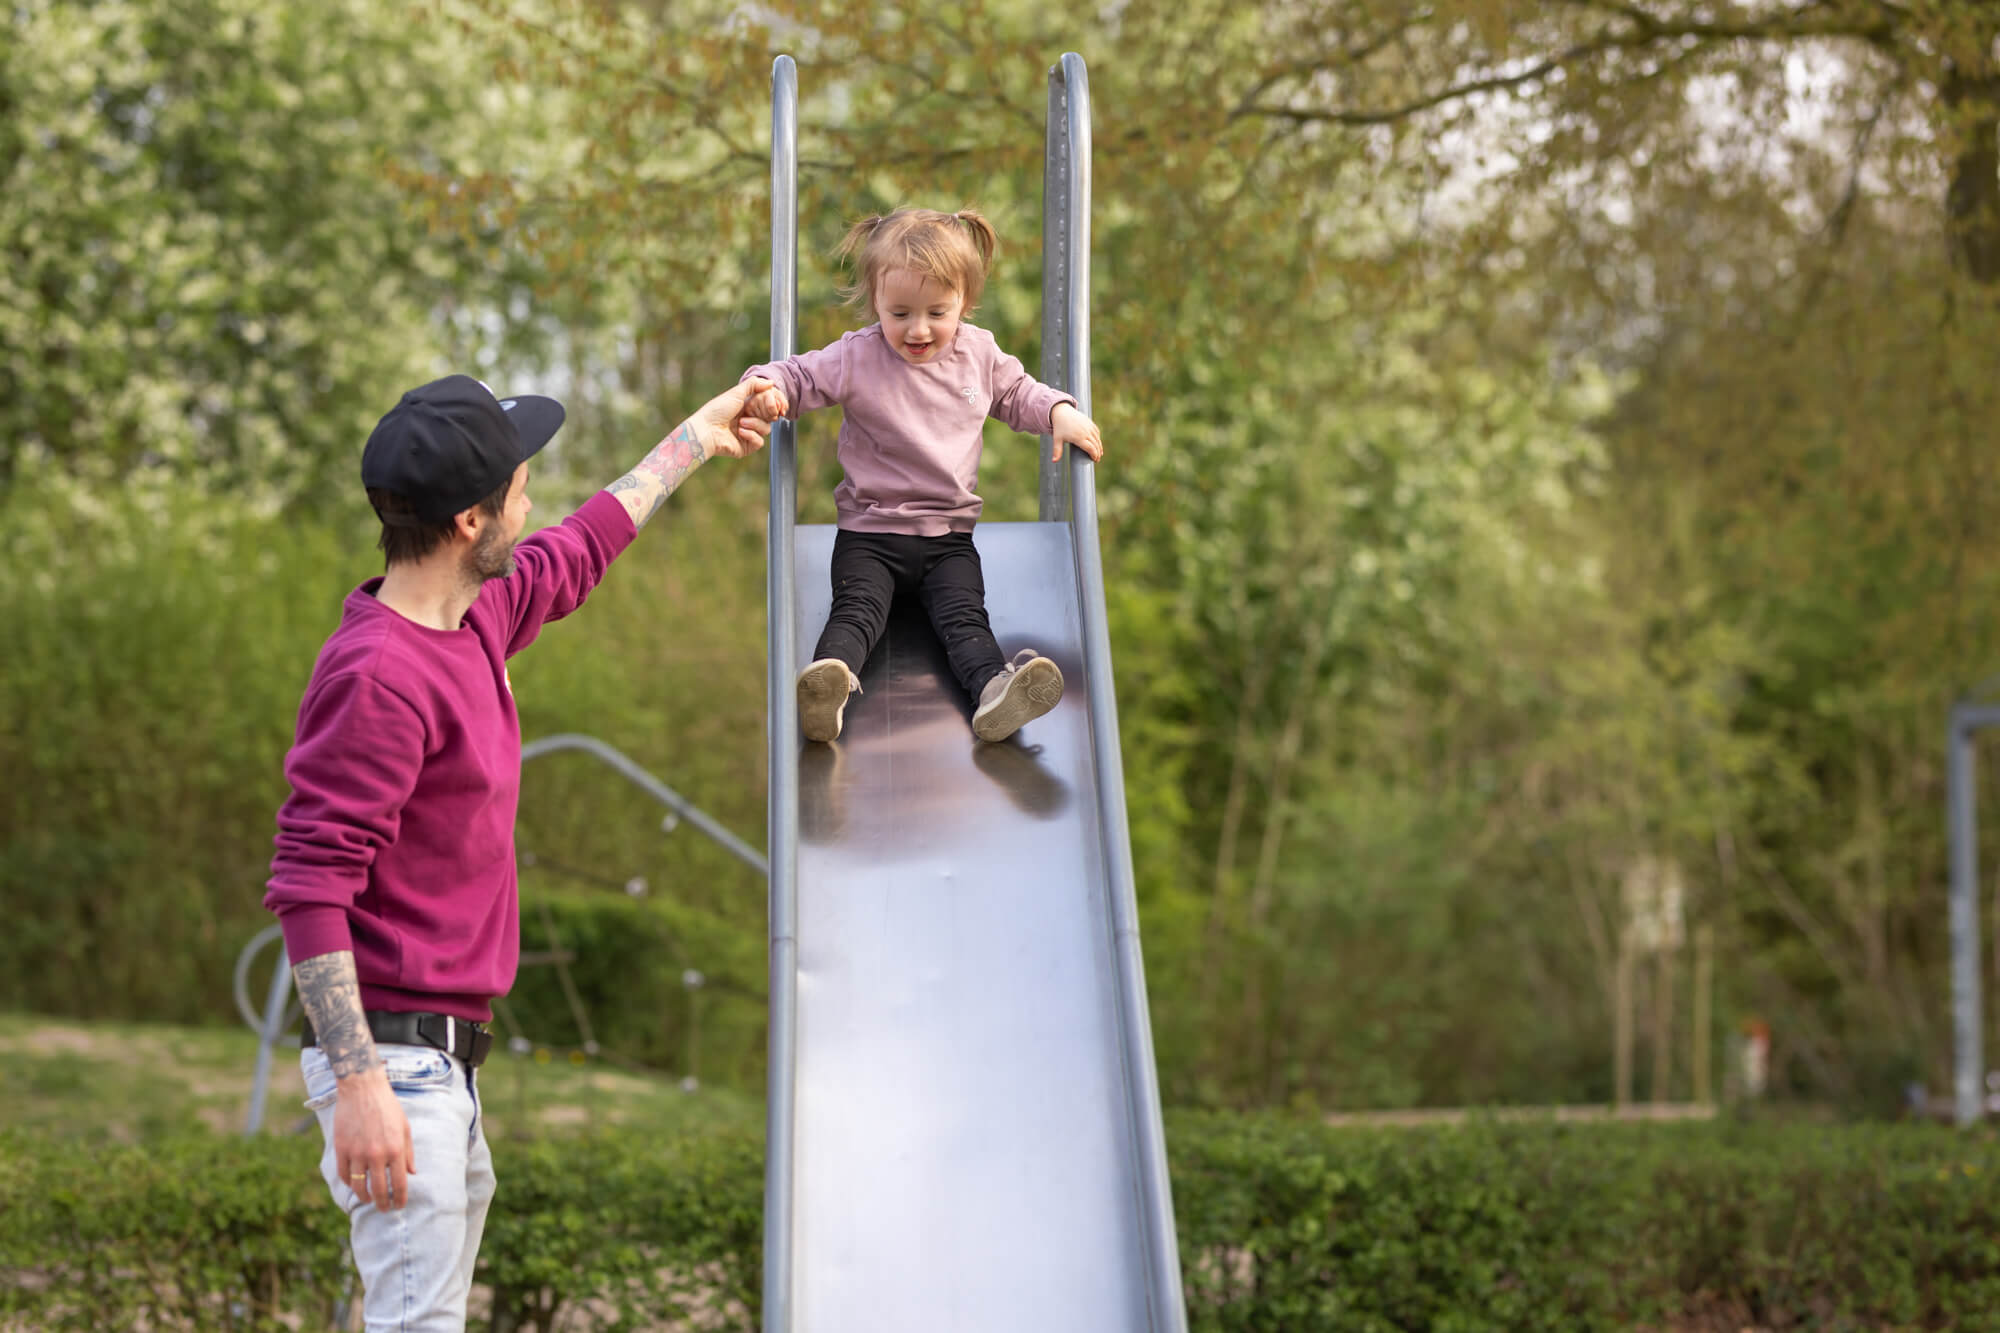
left=0, top=1011, right=760, bottom=1146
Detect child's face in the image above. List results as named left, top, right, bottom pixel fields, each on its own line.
left=874, top=268, right=965, bottom=365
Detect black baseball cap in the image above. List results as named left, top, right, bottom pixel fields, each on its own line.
left=361, top=374, right=565, bottom=524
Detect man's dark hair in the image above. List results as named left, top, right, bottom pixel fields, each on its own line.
left=369, top=476, right=512, bottom=567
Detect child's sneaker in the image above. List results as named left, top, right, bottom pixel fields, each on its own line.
left=797, top=659, right=860, bottom=742
left=971, top=650, right=1063, bottom=742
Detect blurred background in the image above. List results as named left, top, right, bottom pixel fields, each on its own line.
left=7, top=0, right=2000, bottom=1126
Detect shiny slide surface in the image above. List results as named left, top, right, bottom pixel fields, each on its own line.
left=783, top=520, right=1154, bottom=1333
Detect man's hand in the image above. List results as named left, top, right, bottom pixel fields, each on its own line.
left=691, top=378, right=780, bottom=459
left=608, top=378, right=779, bottom=529
left=334, top=1068, right=417, bottom=1211
left=1050, top=402, right=1105, bottom=463
left=292, top=950, right=415, bottom=1211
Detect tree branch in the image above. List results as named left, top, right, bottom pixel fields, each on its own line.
left=1238, top=44, right=1593, bottom=126
left=1562, top=0, right=1898, bottom=48
left=1236, top=2, right=1903, bottom=127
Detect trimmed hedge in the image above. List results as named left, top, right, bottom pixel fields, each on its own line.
left=1173, top=1115, right=2000, bottom=1331
left=3, top=1119, right=1998, bottom=1331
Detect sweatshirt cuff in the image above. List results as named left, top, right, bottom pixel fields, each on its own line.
left=578, top=487, right=638, bottom=544
left=1039, top=390, right=1077, bottom=431
left=277, top=905, right=355, bottom=969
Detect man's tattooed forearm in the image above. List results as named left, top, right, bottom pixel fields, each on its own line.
left=607, top=422, right=706, bottom=529
left=293, top=953, right=381, bottom=1080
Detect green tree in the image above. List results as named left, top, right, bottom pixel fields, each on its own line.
left=20, top=0, right=1998, bottom=1110
left=416, top=0, right=1649, bottom=1105
left=0, top=0, right=546, bottom=501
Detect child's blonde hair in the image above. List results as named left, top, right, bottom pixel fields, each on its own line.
left=836, top=207, right=999, bottom=319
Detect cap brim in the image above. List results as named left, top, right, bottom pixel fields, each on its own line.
left=498, top=394, right=565, bottom=458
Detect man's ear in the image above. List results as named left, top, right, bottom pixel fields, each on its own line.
left=451, top=506, right=483, bottom=543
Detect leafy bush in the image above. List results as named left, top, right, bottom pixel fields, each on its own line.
left=0, top=475, right=365, bottom=1023
left=5, top=1119, right=2000, bottom=1331
left=502, top=886, right=768, bottom=1088
left=0, top=1127, right=764, bottom=1333
left=1169, top=1114, right=2000, bottom=1331
left=0, top=1132, right=351, bottom=1332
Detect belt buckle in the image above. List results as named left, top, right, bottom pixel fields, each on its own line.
left=413, top=1012, right=454, bottom=1058
left=410, top=1012, right=491, bottom=1067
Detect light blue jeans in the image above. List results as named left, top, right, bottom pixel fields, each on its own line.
left=302, top=1043, right=497, bottom=1333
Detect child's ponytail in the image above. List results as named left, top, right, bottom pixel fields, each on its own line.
left=835, top=214, right=888, bottom=265
left=953, top=209, right=998, bottom=273
left=834, top=215, right=888, bottom=312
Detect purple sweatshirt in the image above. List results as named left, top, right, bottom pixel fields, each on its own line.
left=263, top=490, right=635, bottom=1023
left=744, top=322, right=1074, bottom=536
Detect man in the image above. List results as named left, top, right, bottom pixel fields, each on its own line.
left=262, top=372, right=772, bottom=1331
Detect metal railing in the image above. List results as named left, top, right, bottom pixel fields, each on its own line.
left=761, top=50, right=803, bottom=1333
left=520, top=733, right=767, bottom=876
left=1041, top=52, right=1189, bottom=1333
left=1949, top=702, right=2000, bottom=1127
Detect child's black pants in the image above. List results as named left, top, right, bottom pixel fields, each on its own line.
left=813, top=529, right=1006, bottom=702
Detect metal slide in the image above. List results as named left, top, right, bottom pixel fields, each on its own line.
left=761, top=55, right=1188, bottom=1333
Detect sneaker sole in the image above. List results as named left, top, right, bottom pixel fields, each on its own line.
left=972, top=658, right=1064, bottom=742
left=798, top=661, right=851, bottom=742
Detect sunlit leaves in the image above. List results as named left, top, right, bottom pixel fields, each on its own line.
left=0, top=0, right=539, bottom=504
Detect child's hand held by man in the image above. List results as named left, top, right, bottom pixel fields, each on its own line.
left=745, top=380, right=791, bottom=423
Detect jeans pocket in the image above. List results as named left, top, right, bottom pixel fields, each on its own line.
left=380, top=1043, right=454, bottom=1094
left=301, top=1042, right=453, bottom=1109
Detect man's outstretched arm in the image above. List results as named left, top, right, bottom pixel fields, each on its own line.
left=606, top=378, right=775, bottom=530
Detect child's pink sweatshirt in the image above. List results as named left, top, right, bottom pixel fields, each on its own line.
left=744, top=322, right=1074, bottom=537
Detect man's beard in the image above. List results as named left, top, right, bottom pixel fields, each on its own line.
left=465, top=525, right=517, bottom=583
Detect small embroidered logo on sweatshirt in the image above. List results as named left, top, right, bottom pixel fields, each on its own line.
left=961, top=386, right=976, bottom=401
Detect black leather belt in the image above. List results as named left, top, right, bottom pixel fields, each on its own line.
left=301, top=1010, right=493, bottom=1068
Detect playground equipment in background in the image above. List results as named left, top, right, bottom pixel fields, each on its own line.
left=235, top=733, right=763, bottom=1135
left=1949, top=693, right=2000, bottom=1128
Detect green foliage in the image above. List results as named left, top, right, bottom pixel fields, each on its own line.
left=497, top=476, right=774, bottom=1089
left=0, top=1126, right=765, bottom=1333
left=6, top=1119, right=2000, bottom=1330
left=13, top=0, right=2000, bottom=1120
left=0, top=467, right=773, bottom=1076
left=411, top=0, right=1715, bottom=1113
left=477, top=1130, right=764, bottom=1332
left=0, top=1132, right=351, bottom=1332
left=504, top=887, right=767, bottom=1088
left=1590, top=233, right=2000, bottom=1105
left=1170, top=1116, right=2000, bottom=1331
left=0, top=0, right=553, bottom=502
left=0, top=467, right=369, bottom=1020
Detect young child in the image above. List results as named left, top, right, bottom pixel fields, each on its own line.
left=742, top=206, right=1105, bottom=744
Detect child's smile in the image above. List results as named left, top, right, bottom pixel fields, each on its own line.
left=876, top=268, right=966, bottom=366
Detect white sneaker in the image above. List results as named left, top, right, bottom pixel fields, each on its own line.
left=797, top=659, right=860, bottom=742
left=971, top=649, right=1063, bottom=742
